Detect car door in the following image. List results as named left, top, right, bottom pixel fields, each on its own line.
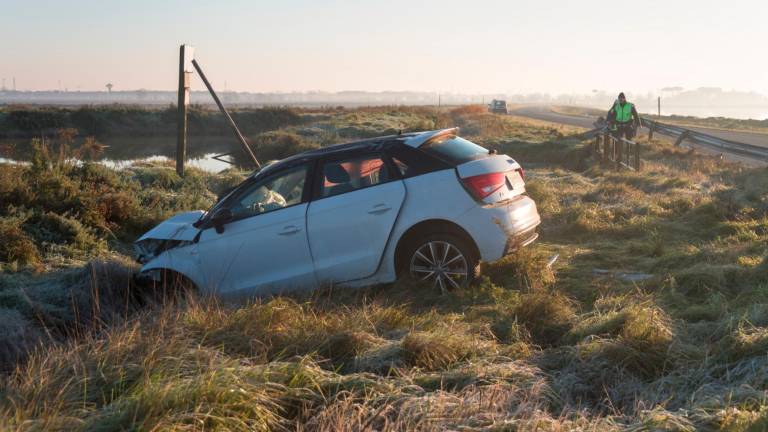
left=196, top=164, right=317, bottom=298
left=307, top=153, right=405, bottom=284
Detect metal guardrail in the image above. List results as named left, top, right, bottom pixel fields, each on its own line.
left=592, top=131, right=641, bottom=171
left=642, top=118, right=768, bottom=162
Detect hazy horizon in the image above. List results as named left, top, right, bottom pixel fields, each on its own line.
left=2, top=0, right=767, bottom=96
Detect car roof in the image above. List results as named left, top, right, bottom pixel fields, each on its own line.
left=252, top=128, right=458, bottom=178
left=402, top=128, right=459, bottom=148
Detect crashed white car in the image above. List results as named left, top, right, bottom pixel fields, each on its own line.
left=135, top=128, right=541, bottom=298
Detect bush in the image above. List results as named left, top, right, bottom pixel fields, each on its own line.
left=244, top=131, right=319, bottom=164
left=95, top=191, right=140, bottom=228
left=22, top=212, right=100, bottom=253
left=131, top=166, right=183, bottom=189
left=0, top=220, right=41, bottom=267
left=73, top=162, right=123, bottom=189
left=205, top=169, right=246, bottom=198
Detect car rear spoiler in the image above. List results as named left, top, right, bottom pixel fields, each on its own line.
left=403, top=127, right=459, bottom=148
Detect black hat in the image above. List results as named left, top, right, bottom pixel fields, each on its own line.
left=618, top=92, right=626, bottom=99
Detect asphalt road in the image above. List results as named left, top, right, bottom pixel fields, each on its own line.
left=512, top=105, right=768, bottom=149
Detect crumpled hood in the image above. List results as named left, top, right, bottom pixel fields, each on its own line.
left=136, top=210, right=204, bottom=242
left=134, top=210, right=204, bottom=264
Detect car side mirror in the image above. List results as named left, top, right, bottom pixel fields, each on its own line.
left=211, top=208, right=233, bottom=234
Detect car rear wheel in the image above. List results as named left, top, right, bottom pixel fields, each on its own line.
left=405, top=233, right=479, bottom=293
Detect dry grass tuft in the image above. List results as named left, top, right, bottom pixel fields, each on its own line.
left=400, top=327, right=487, bottom=371
left=513, top=291, right=576, bottom=345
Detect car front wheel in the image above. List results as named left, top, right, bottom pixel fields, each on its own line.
left=405, top=233, right=479, bottom=293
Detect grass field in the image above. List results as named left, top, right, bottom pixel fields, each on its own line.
left=1, top=106, right=767, bottom=430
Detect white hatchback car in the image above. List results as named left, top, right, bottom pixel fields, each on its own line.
left=134, top=128, right=541, bottom=298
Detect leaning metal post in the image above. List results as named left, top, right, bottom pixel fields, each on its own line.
left=191, top=59, right=261, bottom=169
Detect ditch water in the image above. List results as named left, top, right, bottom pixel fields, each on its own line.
left=0, top=135, right=240, bottom=173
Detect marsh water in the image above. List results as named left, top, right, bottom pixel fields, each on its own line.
left=0, top=135, right=241, bottom=172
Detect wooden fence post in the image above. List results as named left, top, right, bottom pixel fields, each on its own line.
left=634, top=142, right=641, bottom=171
left=176, top=44, right=193, bottom=177
left=616, top=138, right=624, bottom=170
left=674, top=130, right=689, bottom=147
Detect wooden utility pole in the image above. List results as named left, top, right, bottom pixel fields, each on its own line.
left=176, top=44, right=193, bottom=176
left=657, top=96, right=661, bottom=117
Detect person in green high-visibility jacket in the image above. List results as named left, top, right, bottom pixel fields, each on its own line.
left=606, top=92, right=640, bottom=140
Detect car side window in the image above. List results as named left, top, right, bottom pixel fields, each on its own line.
left=319, top=155, right=392, bottom=198
left=386, top=145, right=451, bottom=178
left=229, top=165, right=308, bottom=219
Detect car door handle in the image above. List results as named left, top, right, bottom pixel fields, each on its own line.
left=278, top=225, right=302, bottom=236
left=367, top=204, right=392, bottom=215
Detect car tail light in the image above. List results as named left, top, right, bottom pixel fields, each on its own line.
left=517, top=167, right=525, bottom=181
left=461, top=172, right=506, bottom=200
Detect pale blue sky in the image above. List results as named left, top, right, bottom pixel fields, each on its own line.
left=1, top=0, right=766, bottom=95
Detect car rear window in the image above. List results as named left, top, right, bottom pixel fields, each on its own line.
left=419, top=136, right=489, bottom=165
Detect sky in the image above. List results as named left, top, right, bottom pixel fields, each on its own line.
left=1, top=0, right=767, bottom=96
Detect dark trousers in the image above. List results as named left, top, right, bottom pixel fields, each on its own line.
left=610, top=123, right=636, bottom=140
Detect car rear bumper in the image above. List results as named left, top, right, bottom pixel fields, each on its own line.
left=503, top=224, right=539, bottom=255
left=457, top=195, right=541, bottom=262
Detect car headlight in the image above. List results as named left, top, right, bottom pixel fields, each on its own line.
left=134, top=238, right=193, bottom=264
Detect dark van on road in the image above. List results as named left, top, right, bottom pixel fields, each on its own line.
left=489, top=99, right=508, bottom=114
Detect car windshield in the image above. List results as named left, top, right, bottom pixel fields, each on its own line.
left=196, top=163, right=296, bottom=225
left=419, top=136, right=489, bottom=165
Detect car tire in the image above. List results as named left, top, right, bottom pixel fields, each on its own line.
left=401, top=231, right=480, bottom=292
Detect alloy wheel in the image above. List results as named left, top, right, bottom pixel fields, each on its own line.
left=409, top=240, right=469, bottom=293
